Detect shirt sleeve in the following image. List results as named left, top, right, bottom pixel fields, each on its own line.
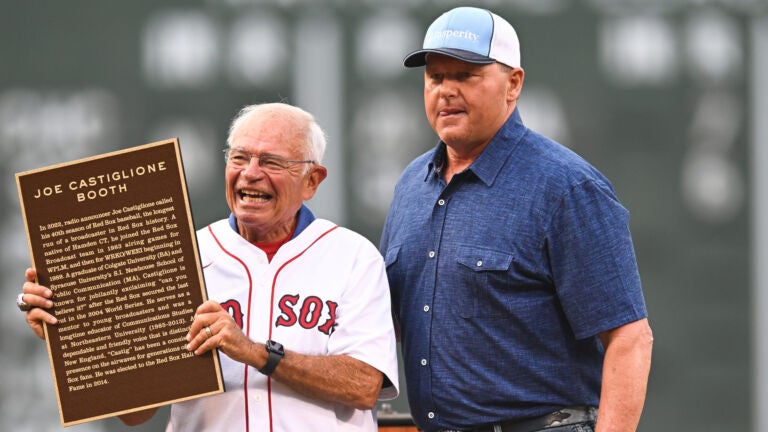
left=546, top=179, right=648, bottom=340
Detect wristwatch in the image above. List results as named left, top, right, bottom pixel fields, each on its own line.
left=259, top=340, right=284, bottom=376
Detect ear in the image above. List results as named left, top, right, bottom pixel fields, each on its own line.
left=302, top=165, right=328, bottom=201
left=507, top=67, right=525, bottom=102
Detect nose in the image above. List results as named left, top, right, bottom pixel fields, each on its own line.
left=438, top=79, right=459, bottom=99
left=241, top=156, right=266, bottom=178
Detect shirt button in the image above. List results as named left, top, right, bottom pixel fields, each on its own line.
left=423, top=305, right=430, bottom=312
left=420, top=359, right=428, bottom=366
left=428, top=251, right=436, bottom=258
left=428, top=412, right=435, bottom=419
left=476, top=260, right=483, bottom=267
left=438, top=199, right=445, bottom=206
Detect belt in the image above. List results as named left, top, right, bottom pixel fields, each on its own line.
left=440, top=406, right=598, bottom=432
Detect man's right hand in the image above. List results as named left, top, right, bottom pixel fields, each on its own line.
left=21, top=268, right=58, bottom=339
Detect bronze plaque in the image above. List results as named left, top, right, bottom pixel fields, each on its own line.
left=16, top=139, right=223, bottom=426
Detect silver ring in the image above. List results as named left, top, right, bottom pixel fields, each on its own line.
left=204, top=326, right=212, bottom=338
left=16, top=293, right=32, bottom=312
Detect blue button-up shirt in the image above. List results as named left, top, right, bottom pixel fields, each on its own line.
left=380, top=109, right=647, bottom=432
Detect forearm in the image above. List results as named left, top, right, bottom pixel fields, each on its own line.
left=239, top=340, right=383, bottom=410
left=272, top=351, right=383, bottom=410
left=186, top=301, right=385, bottom=411
left=596, top=319, right=653, bottom=432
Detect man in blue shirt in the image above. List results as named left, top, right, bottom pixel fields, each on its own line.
left=380, top=7, right=653, bottom=432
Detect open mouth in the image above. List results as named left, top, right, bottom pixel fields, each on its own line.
left=238, top=189, right=273, bottom=202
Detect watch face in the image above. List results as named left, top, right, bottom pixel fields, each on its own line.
left=267, top=340, right=284, bottom=354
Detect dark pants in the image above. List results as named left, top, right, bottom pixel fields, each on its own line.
left=537, top=423, right=594, bottom=432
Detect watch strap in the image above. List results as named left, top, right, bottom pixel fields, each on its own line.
left=260, top=340, right=284, bottom=376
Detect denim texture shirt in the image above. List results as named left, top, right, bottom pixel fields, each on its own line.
left=380, top=109, right=647, bottom=432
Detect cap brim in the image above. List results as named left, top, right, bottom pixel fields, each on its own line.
left=403, top=48, right=496, bottom=68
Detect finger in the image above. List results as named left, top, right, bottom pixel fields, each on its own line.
left=185, top=313, right=215, bottom=350
left=26, top=308, right=56, bottom=339
left=188, top=302, right=228, bottom=337
left=189, top=314, right=236, bottom=355
left=187, top=312, right=209, bottom=338
left=194, top=299, right=224, bottom=315
left=25, top=267, right=37, bottom=283
left=21, top=268, right=53, bottom=308
left=23, top=283, right=53, bottom=298
left=187, top=323, right=218, bottom=355
left=19, top=290, right=54, bottom=309
left=27, top=320, right=45, bottom=340
left=27, top=307, right=57, bottom=325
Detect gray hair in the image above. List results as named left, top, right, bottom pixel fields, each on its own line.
left=226, top=102, right=327, bottom=164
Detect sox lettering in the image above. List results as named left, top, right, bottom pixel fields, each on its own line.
left=219, top=295, right=338, bottom=335
left=220, top=299, right=245, bottom=329
left=276, top=294, right=338, bottom=335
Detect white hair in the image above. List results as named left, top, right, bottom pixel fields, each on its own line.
left=226, top=102, right=327, bottom=164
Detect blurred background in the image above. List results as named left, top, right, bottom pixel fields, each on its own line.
left=1, top=0, right=766, bottom=430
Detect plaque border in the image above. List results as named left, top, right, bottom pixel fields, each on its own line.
left=16, top=139, right=224, bottom=426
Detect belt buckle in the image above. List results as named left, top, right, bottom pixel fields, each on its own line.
left=544, top=406, right=597, bottom=428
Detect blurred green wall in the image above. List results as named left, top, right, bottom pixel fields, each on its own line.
left=1, top=1, right=760, bottom=430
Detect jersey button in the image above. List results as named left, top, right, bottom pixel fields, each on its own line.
left=427, top=412, right=435, bottom=419
left=423, top=305, right=430, bottom=312
left=437, top=199, right=445, bottom=206
left=428, top=251, right=435, bottom=258
left=420, top=359, right=427, bottom=366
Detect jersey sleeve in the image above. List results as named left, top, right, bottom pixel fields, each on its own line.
left=326, top=230, right=400, bottom=400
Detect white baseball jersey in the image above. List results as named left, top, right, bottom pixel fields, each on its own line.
left=166, top=216, right=399, bottom=432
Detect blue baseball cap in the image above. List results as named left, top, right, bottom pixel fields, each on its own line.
left=404, top=7, right=521, bottom=69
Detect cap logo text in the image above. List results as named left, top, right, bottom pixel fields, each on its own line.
left=426, top=29, right=479, bottom=43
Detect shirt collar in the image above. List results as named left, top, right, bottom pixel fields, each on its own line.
left=227, top=204, right=316, bottom=240
left=426, top=108, right=526, bottom=186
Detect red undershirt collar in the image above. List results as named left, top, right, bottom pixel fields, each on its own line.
left=251, top=225, right=297, bottom=262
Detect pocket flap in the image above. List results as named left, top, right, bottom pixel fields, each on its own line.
left=456, top=246, right=513, bottom=272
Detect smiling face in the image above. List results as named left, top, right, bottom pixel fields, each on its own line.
left=225, top=106, right=327, bottom=243
left=423, top=54, right=523, bottom=158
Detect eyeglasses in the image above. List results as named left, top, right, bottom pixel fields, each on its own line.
left=223, top=148, right=316, bottom=173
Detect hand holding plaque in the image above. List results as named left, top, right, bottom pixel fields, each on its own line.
left=16, top=139, right=223, bottom=426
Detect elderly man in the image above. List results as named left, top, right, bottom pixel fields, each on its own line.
left=20, top=102, right=399, bottom=431
left=380, top=6, right=652, bottom=432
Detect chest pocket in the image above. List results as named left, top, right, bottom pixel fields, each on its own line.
left=454, top=246, right=514, bottom=318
